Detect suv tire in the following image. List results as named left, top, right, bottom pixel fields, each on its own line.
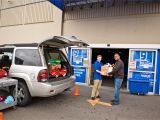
left=17, top=81, right=32, bottom=106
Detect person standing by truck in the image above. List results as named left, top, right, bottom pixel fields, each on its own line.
left=107, top=53, right=124, bottom=105
left=91, top=55, right=103, bottom=100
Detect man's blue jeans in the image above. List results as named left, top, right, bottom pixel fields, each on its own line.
left=114, top=78, right=123, bottom=105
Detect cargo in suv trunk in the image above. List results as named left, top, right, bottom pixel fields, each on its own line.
left=39, top=36, right=88, bottom=82
left=43, top=47, right=72, bottom=81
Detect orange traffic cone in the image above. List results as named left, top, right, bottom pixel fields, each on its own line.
left=74, top=85, right=80, bottom=96
left=0, top=112, right=4, bottom=120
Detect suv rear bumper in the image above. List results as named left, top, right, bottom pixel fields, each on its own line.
left=31, top=76, right=75, bottom=97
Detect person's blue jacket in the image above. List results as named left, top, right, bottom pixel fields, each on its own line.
left=94, top=60, right=103, bottom=80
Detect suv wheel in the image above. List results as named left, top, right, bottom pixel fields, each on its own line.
left=17, top=82, right=31, bottom=106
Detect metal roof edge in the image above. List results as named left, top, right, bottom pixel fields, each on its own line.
left=88, top=44, right=160, bottom=49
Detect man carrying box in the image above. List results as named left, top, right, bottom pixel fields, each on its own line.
left=91, top=55, right=103, bottom=100
left=107, top=53, right=124, bottom=105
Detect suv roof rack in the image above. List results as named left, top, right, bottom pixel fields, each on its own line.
left=0, top=43, right=38, bottom=47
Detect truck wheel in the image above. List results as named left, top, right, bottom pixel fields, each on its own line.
left=17, top=82, right=32, bottom=106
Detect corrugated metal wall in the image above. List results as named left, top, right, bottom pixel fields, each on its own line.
left=0, top=0, right=54, bottom=27
left=64, top=0, right=160, bottom=20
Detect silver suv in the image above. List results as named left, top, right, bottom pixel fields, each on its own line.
left=0, top=36, right=87, bottom=106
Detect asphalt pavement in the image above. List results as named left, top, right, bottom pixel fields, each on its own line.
left=3, top=85, right=160, bottom=120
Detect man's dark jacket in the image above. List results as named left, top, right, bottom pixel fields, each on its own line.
left=109, top=59, right=124, bottom=79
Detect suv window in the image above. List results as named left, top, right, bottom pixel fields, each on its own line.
left=48, top=52, right=65, bottom=61
left=44, top=48, right=68, bottom=64
left=0, top=48, right=14, bottom=68
left=15, top=49, right=42, bottom=66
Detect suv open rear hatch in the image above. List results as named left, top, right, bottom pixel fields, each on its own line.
left=38, top=36, right=88, bottom=82
left=38, top=36, right=88, bottom=48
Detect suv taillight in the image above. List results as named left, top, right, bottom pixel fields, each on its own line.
left=38, top=69, right=48, bottom=82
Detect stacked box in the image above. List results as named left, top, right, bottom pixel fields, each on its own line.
left=101, top=65, right=113, bottom=76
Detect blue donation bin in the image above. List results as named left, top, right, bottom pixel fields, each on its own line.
left=129, top=78, right=149, bottom=94
left=128, top=50, right=157, bottom=94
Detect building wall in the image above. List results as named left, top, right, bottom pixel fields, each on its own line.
left=0, top=0, right=62, bottom=44
left=63, top=14, right=160, bottom=44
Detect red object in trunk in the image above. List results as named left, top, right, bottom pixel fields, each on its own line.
left=50, top=67, right=60, bottom=78
left=50, top=68, right=67, bottom=77
left=0, top=96, right=6, bottom=102
left=0, top=69, right=7, bottom=78
left=59, top=68, right=67, bottom=76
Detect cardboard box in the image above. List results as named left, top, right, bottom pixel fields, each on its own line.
left=49, top=64, right=61, bottom=71
left=101, top=65, right=113, bottom=76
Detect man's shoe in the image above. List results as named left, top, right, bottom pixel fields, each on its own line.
left=96, top=96, right=101, bottom=99
left=91, top=97, right=95, bottom=100
left=111, top=102, right=119, bottom=106
left=110, top=100, right=115, bottom=103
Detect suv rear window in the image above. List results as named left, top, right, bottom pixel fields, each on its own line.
left=15, top=49, right=42, bottom=66
left=0, top=48, right=14, bottom=68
